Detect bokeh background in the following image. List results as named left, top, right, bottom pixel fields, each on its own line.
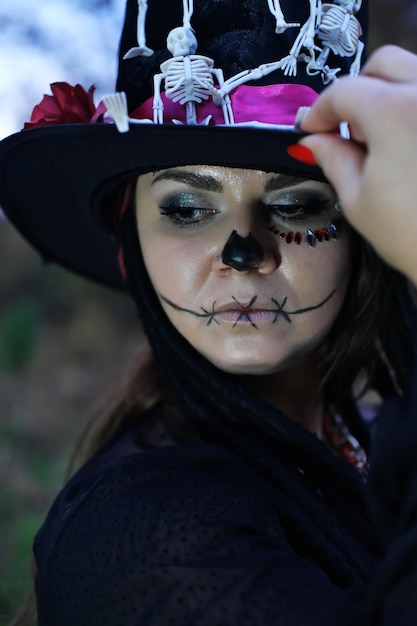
left=1, top=0, right=416, bottom=621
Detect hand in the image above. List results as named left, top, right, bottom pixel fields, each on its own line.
left=299, top=46, right=417, bottom=284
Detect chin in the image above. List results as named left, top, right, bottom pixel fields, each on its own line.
left=200, top=338, right=319, bottom=376
left=218, top=362, right=283, bottom=376
left=205, top=351, right=292, bottom=376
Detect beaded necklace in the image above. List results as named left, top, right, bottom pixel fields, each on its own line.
left=323, top=411, right=368, bottom=478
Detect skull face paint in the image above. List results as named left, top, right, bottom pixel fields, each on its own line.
left=221, top=230, right=265, bottom=271
left=159, top=289, right=337, bottom=329
left=136, top=166, right=351, bottom=375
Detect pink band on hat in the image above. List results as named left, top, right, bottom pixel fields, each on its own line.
left=129, top=83, right=319, bottom=126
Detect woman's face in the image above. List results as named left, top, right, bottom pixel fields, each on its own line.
left=136, top=166, right=351, bottom=375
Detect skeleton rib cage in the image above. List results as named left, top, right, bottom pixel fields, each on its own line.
left=161, top=56, right=216, bottom=104
left=318, top=4, right=362, bottom=57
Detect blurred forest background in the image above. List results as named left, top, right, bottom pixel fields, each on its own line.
left=1, top=0, right=417, bottom=622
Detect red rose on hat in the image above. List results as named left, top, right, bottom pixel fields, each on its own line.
left=24, top=82, right=106, bottom=129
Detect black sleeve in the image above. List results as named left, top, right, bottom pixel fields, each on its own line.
left=35, top=445, right=367, bottom=626
left=367, top=372, right=417, bottom=626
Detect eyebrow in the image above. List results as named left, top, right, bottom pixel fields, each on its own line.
left=264, top=175, right=307, bottom=192
left=151, top=170, right=311, bottom=194
left=151, top=170, right=224, bottom=192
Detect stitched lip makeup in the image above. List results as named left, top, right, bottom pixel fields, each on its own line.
left=217, top=308, right=279, bottom=325
left=214, top=297, right=278, bottom=325
left=159, top=290, right=337, bottom=329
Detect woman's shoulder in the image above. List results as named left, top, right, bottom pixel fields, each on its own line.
left=33, top=408, right=367, bottom=626
left=33, top=406, right=280, bottom=573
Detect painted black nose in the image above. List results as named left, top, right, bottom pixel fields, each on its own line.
left=221, top=230, right=264, bottom=272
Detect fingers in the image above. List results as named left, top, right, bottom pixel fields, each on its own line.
left=362, top=45, right=417, bottom=83
left=299, top=75, right=386, bottom=135
left=299, top=133, right=366, bottom=213
left=300, top=46, right=417, bottom=136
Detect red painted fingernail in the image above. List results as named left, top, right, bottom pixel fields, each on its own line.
left=286, top=144, right=317, bottom=166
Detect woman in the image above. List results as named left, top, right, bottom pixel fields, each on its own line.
left=2, top=1, right=417, bottom=624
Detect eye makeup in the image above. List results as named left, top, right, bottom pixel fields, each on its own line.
left=266, top=197, right=330, bottom=223
left=264, top=186, right=337, bottom=223
left=155, top=177, right=340, bottom=243
left=159, top=192, right=218, bottom=226
left=263, top=184, right=341, bottom=246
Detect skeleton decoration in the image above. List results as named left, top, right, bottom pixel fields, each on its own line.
left=221, top=0, right=364, bottom=94
left=123, top=0, right=154, bottom=59
left=152, top=0, right=234, bottom=125
left=314, top=1, right=364, bottom=78
left=105, top=0, right=365, bottom=131
left=267, top=0, right=300, bottom=34
left=268, top=0, right=364, bottom=83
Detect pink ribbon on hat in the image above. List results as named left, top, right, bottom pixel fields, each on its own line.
left=130, top=83, right=319, bottom=126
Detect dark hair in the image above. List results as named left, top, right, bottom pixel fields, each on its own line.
left=69, top=180, right=408, bottom=473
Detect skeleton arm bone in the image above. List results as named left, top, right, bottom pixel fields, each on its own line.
left=210, top=68, right=234, bottom=124
left=280, top=0, right=320, bottom=77
left=350, top=40, right=365, bottom=76
left=153, top=73, right=166, bottom=123
left=303, top=0, right=320, bottom=50
left=123, top=0, right=154, bottom=58
left=220, top=61, right=285, bottom=96
left=267, top=0, right=300, bottom=33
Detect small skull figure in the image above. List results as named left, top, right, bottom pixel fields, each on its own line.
left=153, top=26, right=234, bottom=125
left=167, top=26, right=198, bottom=57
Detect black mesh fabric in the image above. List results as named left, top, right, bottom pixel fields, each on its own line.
left=33, top=384, right=417, bottom=625
left=34, top=406, right=373, bottom=626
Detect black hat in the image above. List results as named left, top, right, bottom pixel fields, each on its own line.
left=0, top=0, right=368, bottom=289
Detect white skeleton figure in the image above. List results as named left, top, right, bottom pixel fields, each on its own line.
left=278, top=0, right=321, bottom=78
left=267, top=0, right=300, bottom=34
left=310, top=0, right=364, bottom=79
left=123, top=0, right=153, bottom=59
left=220, top=0, right=319, bottom=93
left=153, top=25, right=234, bottom=125
left=257, top=0, right=363, bottom=84
left=220, top=0, right=364, bottom=101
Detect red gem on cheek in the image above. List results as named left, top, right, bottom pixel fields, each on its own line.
left=322, top=228, right=330, bottom=241
left=294, top=232, right=302, bottom=245
left=286, top=231, right=294, bottom=243
left=314, top=230, right=323, bottom=242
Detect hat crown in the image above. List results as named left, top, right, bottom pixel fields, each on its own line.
left=116, top=0, right=368, bottom=111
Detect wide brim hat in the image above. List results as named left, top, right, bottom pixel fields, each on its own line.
left=0, top=0, right=368, bottom=290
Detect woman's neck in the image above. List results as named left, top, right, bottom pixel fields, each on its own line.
left=241, top=361, right=325, bottom=439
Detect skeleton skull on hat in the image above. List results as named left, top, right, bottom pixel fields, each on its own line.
left=167, top=26, right=198, bottom=56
